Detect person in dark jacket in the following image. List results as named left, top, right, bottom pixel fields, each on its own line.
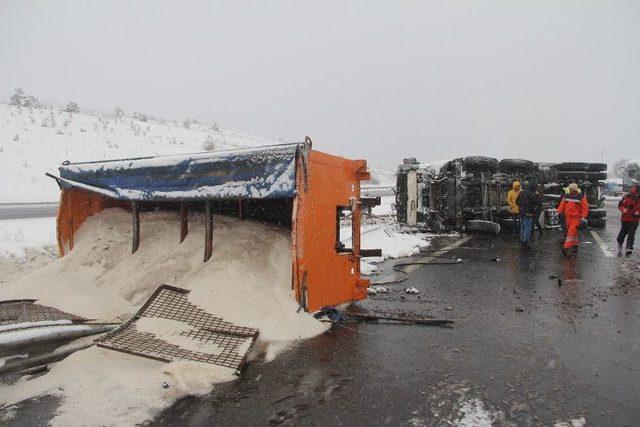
left=617, top=185, right=640, bottom=256
left=532, top=184, right=545, bottom=238
left=516, top=182, right=537, bottom=248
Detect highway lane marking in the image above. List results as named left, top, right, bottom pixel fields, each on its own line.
left=590, top=230, right=614, bottom=258
left=403, top=235, right=473, bottom=274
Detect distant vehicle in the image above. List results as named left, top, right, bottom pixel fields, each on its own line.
left=396, top=157, right=607, bottom=232
left=604, top=179, right=624, bottom=196
left=620, top=159, right=640, bottom=192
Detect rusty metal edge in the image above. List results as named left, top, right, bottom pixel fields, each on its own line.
left=0, top=299, right=38, bottom=305
left=95, top=342, right=172, bottom=363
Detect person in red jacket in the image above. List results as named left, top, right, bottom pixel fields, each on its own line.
left=557, top=183, right=589, bottom=256
left=617, top=185, right=640, bottom=256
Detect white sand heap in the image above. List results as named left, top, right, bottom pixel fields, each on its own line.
left=0, top=208, right=328, bottom=426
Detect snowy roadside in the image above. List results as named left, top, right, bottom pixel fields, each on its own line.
left=0, top=217, right=57, bottom=260
left=0, top=218, right=58, bottom=285
left=340, top=221, right=431, bottom=275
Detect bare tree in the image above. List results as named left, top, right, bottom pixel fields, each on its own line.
left=612, top=158, right=630, bottom=178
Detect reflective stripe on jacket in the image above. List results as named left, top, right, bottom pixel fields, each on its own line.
left=557, top=193, right=588, bottom=220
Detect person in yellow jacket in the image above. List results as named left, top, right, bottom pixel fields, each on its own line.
left=507, top=181, right=522, bottom=233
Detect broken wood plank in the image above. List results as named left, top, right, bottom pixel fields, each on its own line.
left=131, top=201, right=140, bottom=253
left=347, top=311, right=453, bottom=326
left=180, top=203, right=188, bottom=243
left=204, top=201, right=213, bottom=262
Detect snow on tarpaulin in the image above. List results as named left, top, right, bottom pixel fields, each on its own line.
left=52, top=143, right=305, bottom=201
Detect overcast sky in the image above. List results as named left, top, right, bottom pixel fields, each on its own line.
left=1, top=1, right=638, bottom=168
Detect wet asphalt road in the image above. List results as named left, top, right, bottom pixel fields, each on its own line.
left=2, top=202, right=638, bottom=426
left=150, top=201, right=639, bottom=426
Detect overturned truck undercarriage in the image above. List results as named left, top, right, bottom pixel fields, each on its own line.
left=396, top=157, right=607, bottom=233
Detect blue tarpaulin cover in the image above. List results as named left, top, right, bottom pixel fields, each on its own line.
left=53, top=143, right=304, bottom=201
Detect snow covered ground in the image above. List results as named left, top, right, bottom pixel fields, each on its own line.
left=0, top=101, right=282, bottom=203
left=0, top=217, right=56, bottom=260
left=341, top=221, right=431, bottom=275
left=0, top=100, right=396, bottom=203
left=371, top=195, right=395, bottom=216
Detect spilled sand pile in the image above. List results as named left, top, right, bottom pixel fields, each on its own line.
left=0, top=208, right=328, bottom=425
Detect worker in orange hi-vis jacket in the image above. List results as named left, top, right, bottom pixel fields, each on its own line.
left=557, top=183, right=589, bottom=256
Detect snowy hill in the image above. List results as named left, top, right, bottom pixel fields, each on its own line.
left=366, top=167, right=396, bottom=187
left=0, top=101, right=281, bottom=202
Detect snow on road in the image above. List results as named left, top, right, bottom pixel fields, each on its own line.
left=341, top=222, right=431, bottom=275
left=0, top=217, right=56, bottom=260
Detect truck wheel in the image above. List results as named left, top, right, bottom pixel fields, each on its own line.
left=557, top=171, right=589, bottom=181
left=588, top=208, right=606, bottom=219
left=588, top=172, right=607, bottom=181
left=588, top=163, right=607, bottom=172
left=588, top=218, right=606, bottom=228
left=498, top=159, right=537, bottom=173
left=555, top=162, right=590, bottom=172
left=462, top=156, right=499, bottom=173
left=464, top=220, right=501, bottom=234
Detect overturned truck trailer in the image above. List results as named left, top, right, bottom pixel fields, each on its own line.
left=47, top=141, right=377, bottom=312
left=397, top=157, right=607, bottom=232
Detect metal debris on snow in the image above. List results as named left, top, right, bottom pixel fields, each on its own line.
left=96, top=285, right=259, bottom=370
left=0, top=300, right=87, bottom=326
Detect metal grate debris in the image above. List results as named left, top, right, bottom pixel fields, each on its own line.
left=96, top=285, right=259, bottom=370
left=0, top=299, right=87, bottom=326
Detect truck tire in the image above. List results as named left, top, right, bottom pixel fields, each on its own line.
left=464, top=220, right=501, bottom=234
left=588, top=163, right=607, bottom=172
left=588, top=208, right=606, bottom=219
left=588, top=218, right=606, bottom=228
left=555, top=162, right=590, bottom=172
left=588, top=172, right=607, bottom=181
left=498, top=159, right=537, bottom=173
left=557, top=171, right=589, bottom=181
left=462, top=156, right=499, bottom=173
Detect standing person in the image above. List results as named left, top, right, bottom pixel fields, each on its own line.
left=557, top=183, right=589, bottom=256
left=516, top=182, right=537, bottom=249
left=617, top=185, right=640, bottom=256
left=507, top=181, right=522, bottom=234
left=533, top=184, right=545, bottom=238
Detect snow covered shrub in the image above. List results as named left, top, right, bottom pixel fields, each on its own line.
left=113, top=105, right=125, bottom=119
left=41, top=111, right=56, bottom=127
left=133, top=111, right=148, bottom=122
left=130, top=121, right=141, bottom=136
left=9, top=88, right=41, bottom=108
left=64, top=101, right=80, bottom=113
left=202, top=135, right=216, bottom=151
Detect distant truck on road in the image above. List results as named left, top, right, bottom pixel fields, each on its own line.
left=396, top=157, right=607, bottom=233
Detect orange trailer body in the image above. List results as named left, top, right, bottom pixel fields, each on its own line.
left=54, top=148, right=371, bottom=312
